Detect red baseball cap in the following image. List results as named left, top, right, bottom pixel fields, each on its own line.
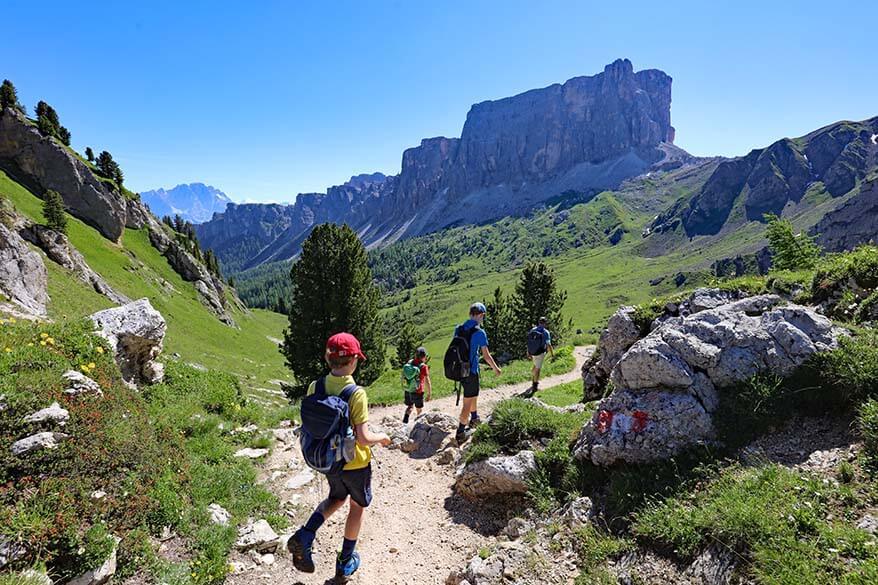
left=326, top=332, right=367, bottom=361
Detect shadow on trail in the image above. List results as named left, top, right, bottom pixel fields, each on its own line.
left=443, top=492, right=525, bottom=537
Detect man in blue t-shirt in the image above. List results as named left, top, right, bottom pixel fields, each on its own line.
left=454, top=302, right=502, bottom=444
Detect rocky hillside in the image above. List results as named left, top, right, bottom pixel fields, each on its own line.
left=649, top=117, right=878, bottom=240
left=196, top=59, right=687, bottom=271
left=140, top=182, right=231, bottom=224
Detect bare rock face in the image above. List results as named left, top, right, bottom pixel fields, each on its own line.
left=89, top=299, right=166, bottom=386
left=0, top=108, right=127, bottom=241
left=455, top=451, right=536, bottom=499
left=814, top=177, right=878, bottom=252
left=0, top=222, right=48, bottom=317
left=20, top=223, right=129, bottom=305
left=145, top=215, right=234, bottom=325
left=582, top=306, right=641, bottom=400
left=575, top=296, right=844, bottom=466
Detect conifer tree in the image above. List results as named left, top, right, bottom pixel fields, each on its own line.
left=395, top=317, right=420, bottom=367
left=42, top=190, right=67, bottom=235
left=485, top=286, right=515, bottom=359
left=508, top=261, right=568, bottom=355
left=281, top=223, right=386, bottom=394
left=0, top=80, right=24, bottom=113
left=764, top=213, right=822, bottom=270
left=85, top=147, right=95, bottom=163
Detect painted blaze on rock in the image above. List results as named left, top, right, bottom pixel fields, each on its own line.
left=574, top=295, right=844, bottom=466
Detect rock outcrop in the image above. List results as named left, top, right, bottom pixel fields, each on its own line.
left=89, top=299, right=166, bottom=386
left=197, top=59, right=686, bottom=270
left=235, top=519, right=279, bottom=553
left=0, top=108, right=128, bottom=241
left=20, top=223, right=129, bottom=305
left=0, top=222, right=48, bottom=317
left=651, top=116, right=878, bottom=237
left=455, top=450, right=536, bottom=499
left=144, top=214, right=234, bottom=325
left=10, top=431, right=69, bottom=456
left=62, top=370, right=103, bottom=396
left=401, top=412, right=459, bottom=457
left=575, top=294, right=844, bottom=466
left=814, top=177, right=878, bottom=252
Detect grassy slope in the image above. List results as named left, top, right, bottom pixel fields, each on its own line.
left=0, top=171, right=290, bottom=403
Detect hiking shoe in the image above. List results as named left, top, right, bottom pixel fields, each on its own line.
left=402, top=411, right=410, bottom=424
left=468, top=416, right=482, bottom=429
left=455, top=429, right=468, bottom=444
left=335, top=551, right=361, bottom=583
left=288, top=529, right=315, bottom=573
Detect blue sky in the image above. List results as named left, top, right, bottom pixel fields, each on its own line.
left=5, top=1, right=876, bottom=202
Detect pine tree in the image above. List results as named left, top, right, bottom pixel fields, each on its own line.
left=395, top=317, right=420, bottom=367
left=508, top=261, right=568, bottom=356
left=0, top=80, right=24, bottom=113
left=42, top=190, right=67, bottom=235
left=97, top=151, right=116, bottom=178
left=485, top=286, right=515, bottom=359
left=764, top=213, right=822, bottom=270
left=281, top=223, right=387, bottom=393
left=57, top=126, right=71, bottom=146
left=85, top=147, right=95, bottom=163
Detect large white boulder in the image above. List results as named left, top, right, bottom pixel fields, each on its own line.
left=576, top=296, right=845, bottom=466
left=11, top=432, right=69, bottom=456
left=89, top=299, right=166, bottom=386
left=455, top=451, right=536, bottom=500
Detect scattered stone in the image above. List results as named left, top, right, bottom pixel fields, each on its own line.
left=403, top=412, right=459, bottom=456
left=208, top=503, right=231, bottom=527
left=436, top=447, right=461, bottom=466
left=278, top=419, right=292, bottom=428
left=683, top=544, right=739, bottom=584
left=91, top=490, right=107, bottom=500
left=231, top=423, right=258, bottom=435
left=22, top=402, right=69, bottom=426
left=234, top=448, right=269, bottom=459
left=378, top=415, right=410, bottom=449
left=0, top=537, right=27, bottom=569
left=560, top=496, right=594, bottom=528
left=89, top=299, right=167, bottom=386
left=260, top=553, right=275, bottom=566
left=285, top=468, right=316, bottom=490
left=455, top=451, right=536, bottom=499
left=502, top=517, right=534, bottom=540
left=11, top=432, right=69, bottom=456
left=0, top=394, right=6, bottom=412
left=65, top=536, right=120, bottom=585
left=858, top=514, right=878, bottom=535
left=235, top=519, right=279, bottom=553
left=272, top=428, right=297, bottom=444
left=63, top=370, right=103, bottom=396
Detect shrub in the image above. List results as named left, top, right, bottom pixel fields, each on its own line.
left=859, top=399, right=878, bottom=469
left=764, top=213, right=821, bottom=271
left=811, top=245, right=878, bottom=319
left=805, top=330, right=878, bottom=405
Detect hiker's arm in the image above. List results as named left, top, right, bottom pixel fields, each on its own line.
left=548, top=343, right=555, bottom=358
left=481, top=346, right=502, bottom=376
left=354, top=422, right=390, bottom=447
left=425, top=375, right=432, bottom=400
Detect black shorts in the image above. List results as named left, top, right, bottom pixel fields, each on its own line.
left=404, top=391, right=424, bottom=409
left=461, top=374, right=480, bottom=398
left=327, top=464, right=372, bottom=508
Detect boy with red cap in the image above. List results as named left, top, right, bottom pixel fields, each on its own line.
left=288, top=332, right=391, bottom=582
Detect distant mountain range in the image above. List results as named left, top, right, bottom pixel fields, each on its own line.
left=141, top=183, right=231, bottom=224
left=196, top=59, right=691, bottom=272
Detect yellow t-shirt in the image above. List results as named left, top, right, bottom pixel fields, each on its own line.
left=306, top=374, right=371, bottom=470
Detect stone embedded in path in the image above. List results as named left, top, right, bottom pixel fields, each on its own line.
left=11, top=432, right=69, bottom=456
left=285, top=468, right=315, bottom=490
left=65, top=536, right=120, bottom=585
left=208, top=503, right=231, bottom=526
left=235, top=519, right=279, bottom=553
left=575, top=295, right=845, bottom=466
left=63, top=370, right=103, bottom=396
left=234, top=447, right=269, bottom=459
left=402, top=412, right=459, bottom=456
left=455, top=451, right=536, bottom=500
left=22, top=402, right=70, bottom=426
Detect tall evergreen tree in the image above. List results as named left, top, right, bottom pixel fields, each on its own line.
left=484, top=286, right=515, bottom=359
left=97, top=151, right=116, bottom=178
left=281, top=223, right=386, bottom=393
left=85, top=147, right=95, bottom=163
left=0, top=80, right=24, bottom=113
left=42, top=190, right=67, bottom=235
left=764, top=213, right=822, bottom=270
left=395, top=317, right=420, bottom=367
left=508, top=261, right=568, bottom=356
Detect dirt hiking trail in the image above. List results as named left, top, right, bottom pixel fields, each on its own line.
left=227, top=346, right=594, bottom=585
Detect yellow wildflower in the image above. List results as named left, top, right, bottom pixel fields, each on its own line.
left=88, top=362, right=96, bottom=370
left=96, top=346, right=104, bottom=354
left=40, top=332, right=48, bottom=339
left=81, top=364, right=90, bottom=372
left=4, top=347, right=10, bottom=353
left=8, top=318, right=14, bottom=323
left=27, top=342, right=33, bottom=347
left=46, top=337, right=55, bottom=345
left=40, top=340, right=47, bottom=346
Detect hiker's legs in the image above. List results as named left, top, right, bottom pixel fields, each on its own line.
left=344, top=500, right=365, bottom=540
left=459, top=396, right=476, bottom=425
left=415, top=407, right=423, bottom=417
left=318, top=497, right=346, bottom=520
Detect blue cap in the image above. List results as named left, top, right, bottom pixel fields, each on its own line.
left=470, top=302, right=487, bottom=314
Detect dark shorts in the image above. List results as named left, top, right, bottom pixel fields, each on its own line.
left=461, top=374, right=481, bottom=398
left=404, top=391, right=424, bottom=409
left=327, top=464, right=372, bottom=508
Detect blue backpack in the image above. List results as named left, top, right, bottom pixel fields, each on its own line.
left=299, top=377, right=358, bottom=474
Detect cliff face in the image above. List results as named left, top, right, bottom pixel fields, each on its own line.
left=814, top=177, right=878, bottom=252
left=651, top=117, right=878, bottom=237
left=198, top=59, right=682, bottom=270
left=0, top=108, right=131, bottom=241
